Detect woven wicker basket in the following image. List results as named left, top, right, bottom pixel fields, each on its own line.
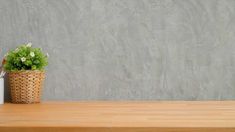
left=8, top=70, right=45, bottom=104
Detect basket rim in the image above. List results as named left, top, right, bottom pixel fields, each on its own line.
left=7, top=70, right=45, bottom=73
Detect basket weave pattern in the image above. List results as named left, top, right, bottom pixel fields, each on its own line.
left=8, top=71, right=45, bottom=104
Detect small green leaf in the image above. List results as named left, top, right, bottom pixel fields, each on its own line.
left=31, top=65, right=37, bottom=70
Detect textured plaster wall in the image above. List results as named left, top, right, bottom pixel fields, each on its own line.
left=0, top=0, right=235, bottom=101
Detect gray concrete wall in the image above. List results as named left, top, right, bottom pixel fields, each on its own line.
left=0, top=0, right=235, bottom=101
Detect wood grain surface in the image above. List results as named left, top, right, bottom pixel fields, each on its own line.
left=0, top=101, right=235, bottom=132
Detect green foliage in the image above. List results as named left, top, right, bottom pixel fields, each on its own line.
left=4, top=43, right=48, bottom=71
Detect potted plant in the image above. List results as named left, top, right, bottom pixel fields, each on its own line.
left=3, top=43, right=48, bottom=104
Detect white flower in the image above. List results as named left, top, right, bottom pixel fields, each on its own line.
left=4, top=53, right=8, bottom=58
left=26, top=42, right=32, bottom=47
left=46, top=53, right=49, bottom=57
left=30, top=52, right=35, bottom=57
left=21, top=57, right=26, bottom=62
left=14, top=48, right=19, bottom=53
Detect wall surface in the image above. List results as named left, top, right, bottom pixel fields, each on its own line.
left=0, top=0, right=235, bottom=101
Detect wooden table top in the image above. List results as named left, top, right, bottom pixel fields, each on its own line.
left=0, top=101, right=235, bottom=132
